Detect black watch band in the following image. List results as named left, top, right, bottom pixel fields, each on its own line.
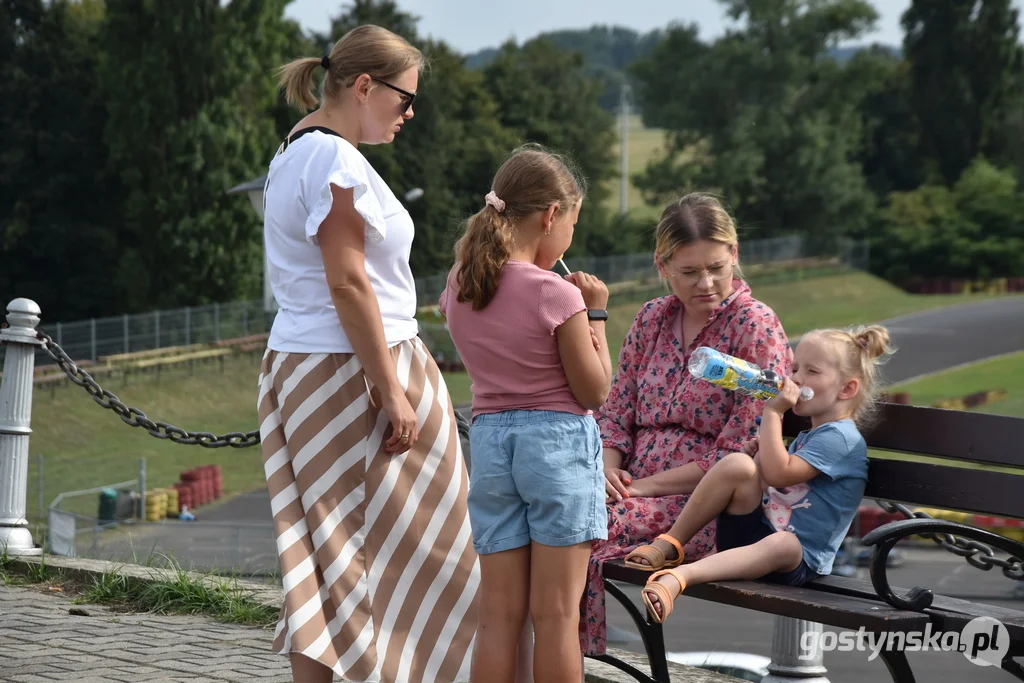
left=587, top=309, right=609, bottom=321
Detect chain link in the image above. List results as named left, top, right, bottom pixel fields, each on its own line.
left=33, top=330, right=260, bottom=448
left=877, top=501, right=1024, bottom=580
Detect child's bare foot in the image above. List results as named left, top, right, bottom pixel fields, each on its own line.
left=641, top=570, right=686, bottom=623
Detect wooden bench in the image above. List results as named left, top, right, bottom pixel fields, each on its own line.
left=99, top=344, right=195, bottom=365
left=214, top=332, right=269, bottom=350
left=128, top=348, right=232, bottom=371
left=593, top=403, right=1024, bottom=683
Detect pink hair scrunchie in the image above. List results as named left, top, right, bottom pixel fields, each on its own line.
left=484, top=190, right=506, bottom=213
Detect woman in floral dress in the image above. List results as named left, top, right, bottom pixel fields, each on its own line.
left=579, top=193, right=794, bottom=656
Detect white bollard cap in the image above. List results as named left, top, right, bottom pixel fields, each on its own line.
left=6, top=298, right=41, bottom=330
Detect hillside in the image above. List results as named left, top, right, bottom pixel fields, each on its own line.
left=462, top=24, right=898, bottom=112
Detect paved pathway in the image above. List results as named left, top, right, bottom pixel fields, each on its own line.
left=0, top=583, right=290, bottom=682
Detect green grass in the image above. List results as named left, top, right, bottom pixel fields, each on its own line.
left=77, top=559, right=278, bottom=627
left=604, top=114, right=668, bottom=221
left=1, top=548, right=53, bottom=587
left=890, top=351, right=1024, bottom=419
left=22, top=272, right=1020, bottom=521
left=28, top=355, right=266, bottom=524
left=869, top=352, right=1024, bottom=477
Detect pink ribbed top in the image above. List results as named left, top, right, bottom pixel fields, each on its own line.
left=439, top=260, right=589, bottom=417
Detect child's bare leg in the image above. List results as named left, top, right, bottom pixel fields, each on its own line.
left=646, top=531, right=804, bottom=621
left=529, top=541, right=591, bottom=683
left=515, top=617, right=534, bottom=683
left=471, top=546, right=531, bottom=683
left=635, top=452, right=762, bottom=565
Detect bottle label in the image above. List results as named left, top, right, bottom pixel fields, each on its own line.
left=694, top=348, right=780, bottom=401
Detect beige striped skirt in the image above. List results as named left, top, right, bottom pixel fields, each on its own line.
left=257, top=336, right=479, bottom=682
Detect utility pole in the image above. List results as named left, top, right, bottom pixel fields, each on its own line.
left=619, top=82, right=631, bottom=216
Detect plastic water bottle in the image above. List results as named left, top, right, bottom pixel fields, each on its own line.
left=687, top=346, right=813, bottom=402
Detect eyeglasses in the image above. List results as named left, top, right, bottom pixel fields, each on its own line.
left=373, top=78, right=416, bottom=111
left=664, top=262, right=733, bottom=285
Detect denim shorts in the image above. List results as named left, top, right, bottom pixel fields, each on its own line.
left=716, top=508, right=822, bottom=586
left=467, top=410, right=607, bottom=555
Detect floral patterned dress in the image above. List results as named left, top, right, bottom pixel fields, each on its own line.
left=579, top=279, right=793, bottom=655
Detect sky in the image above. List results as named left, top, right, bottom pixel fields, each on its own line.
left=282, top=0, right=1014, bottom=55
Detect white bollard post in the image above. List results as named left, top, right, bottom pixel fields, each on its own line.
left=761, top=616, right=830, bottom=683
left=0, top=298, right=43, bottom=556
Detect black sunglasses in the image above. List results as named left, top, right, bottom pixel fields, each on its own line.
left=373, top=78, right=416, bottom=111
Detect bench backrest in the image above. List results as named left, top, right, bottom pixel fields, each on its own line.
left=782, top=403, right=1024, bottom=520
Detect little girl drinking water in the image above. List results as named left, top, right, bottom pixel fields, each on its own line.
left=625, top=324, right=893, bottom=623
left=440, top=144, right=613, bottom=683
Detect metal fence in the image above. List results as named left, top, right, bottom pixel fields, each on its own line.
left=50, top=512, right=280, bottom=580
left=413, top=234, right=837, bottom=305
left=21, top=300, right=274, bottom=367
left=6, top=234, right=865, bottom=371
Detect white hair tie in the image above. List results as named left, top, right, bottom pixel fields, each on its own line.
left=484, top=190, right=506, bottom=213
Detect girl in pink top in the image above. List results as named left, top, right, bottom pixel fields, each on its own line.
left=440, top=145, right=613, bottom=683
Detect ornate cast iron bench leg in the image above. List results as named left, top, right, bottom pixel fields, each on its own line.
left=879, top=647, right=916, bottom=683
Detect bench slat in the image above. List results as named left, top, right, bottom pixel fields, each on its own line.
left=865, top=459, right=1024, bottom=519
left=784, top=404, right=1024, bottom=469
left=811, top=575, right=1024, bottom=639
left=602, top=562, right=929, bottom=633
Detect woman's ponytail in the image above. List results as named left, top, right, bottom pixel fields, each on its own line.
left=275, top=57, right=324, bottom=111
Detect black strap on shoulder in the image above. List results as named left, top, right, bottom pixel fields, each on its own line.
left=281, top=125, right=342, bottom=152
left=265, top=126, right=344, bottom=214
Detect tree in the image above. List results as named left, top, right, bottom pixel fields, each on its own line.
left=845, top=46, right=925, bottom=202
left=629, top=0, right=880, bottom=241
left=482, top=38, right=618, bottom=255
left=0, top=0, right=120, bottom=320
left=317, top=1, right=519, bottom=277
left=902, top=0, right=1024, bottom=185
left=310, top=1, right=619, bottom=273
left=873, top=158, right=1024, bottom=283
left=100, top=0, right=298, bottom=312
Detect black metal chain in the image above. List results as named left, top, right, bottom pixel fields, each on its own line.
left=877, top=500, right=1024, bottom=580
left=34, top=330, right=261, bottom=448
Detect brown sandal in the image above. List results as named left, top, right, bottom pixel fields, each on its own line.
left=641, top=568, right=687, bottom=624
left=623, top=534, right=686, bottom=570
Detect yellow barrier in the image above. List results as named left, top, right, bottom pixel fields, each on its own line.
left=165, top=487, right=179, bottom=517
left=145, top=489, right=168, bottom=522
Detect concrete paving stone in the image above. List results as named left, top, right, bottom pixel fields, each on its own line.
left=0, top=649, right=77, bottom=661
left=93, top=648, right=166, bottom=663
left=158, top=660, right=251, bottom=675
left=2, top=632, right=65, bottom=643
left=43, top=669, right=135, bottom=682
left=211, top=671, right=290, bottom=683
left=0, top=657, right=76, bottom=670
left=108, top=665, right=180, bottom=677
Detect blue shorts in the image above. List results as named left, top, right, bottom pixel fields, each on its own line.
left=716, top=508, right=821, bottom=586
left=467, top=410, right=607, bottom=555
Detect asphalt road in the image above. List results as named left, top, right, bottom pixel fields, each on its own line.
left=77, top=296, right=1024, bottom=682
left=855, top=296, right=1024, bottom=383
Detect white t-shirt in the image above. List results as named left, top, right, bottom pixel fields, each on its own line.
left=263, top=130, right=418, bottom=353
